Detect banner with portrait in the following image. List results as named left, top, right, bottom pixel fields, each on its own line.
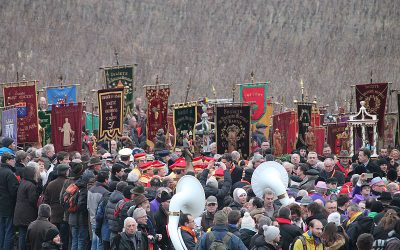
left=46, top=85, right=77, bottom=110
left=1, top=108, right=18, bottom=144
left=98, top=88, right=124, bottom=141
left=272, top=111, right=297, bottom=155
left=51, top=103, right=83, bottom=152
left=355, top=83, right=388, bottom=136
left=38, top=110, right=51, bottom=146
left=216, top=104, right=251, bottom=159
left=326, top=123, right=348, bottom=155
left=145, top=85, right=170, bottom=147
left=173, top=103, right=197, bottom=148
left=3, top=83, right=39, bottom=143
left=296, top=103, right=312, bottom=149
left=104, top=65, right=136, bottom=116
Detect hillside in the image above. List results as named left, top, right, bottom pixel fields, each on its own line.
left=0, top=0, right=399, bottom=111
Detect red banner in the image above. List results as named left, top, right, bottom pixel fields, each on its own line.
left=146, top=85, right=170, bottom=147
left=355, top=83, right=388, bottom=136
left=272, top=111, right=297, bottom=154
left=326, top=123, right=348, bottom=155
left=314, top=127, right=325, bottom=155
left=3, top=84, right=39, bottom=144
left=51, top=103, right=83, bottom=153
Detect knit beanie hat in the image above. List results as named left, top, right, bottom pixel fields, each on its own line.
left=44, top=228, right=60, bottom=242
left=1, top=137, right=14, bottom=148
left=214, top=210, right=228, bottom=225
left=263, top=225, right=280, bottom=242
left=327, top=212, right=341, bottom=226
left=206, top=176, right=218, bottom=189
left=132, top=207, right=147, bottom=220
left=233, top=188, right=247, bottom=203
left=240, top=212, right=256, bottom=232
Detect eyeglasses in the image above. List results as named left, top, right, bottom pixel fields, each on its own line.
left=207, top=203, right=217, bottom=206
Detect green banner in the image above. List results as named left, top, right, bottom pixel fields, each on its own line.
left=85, top=112, right=99, bottom=134
left=104, top=65, right=136, bottom=116
left=38, top=110, right=51, bottom=145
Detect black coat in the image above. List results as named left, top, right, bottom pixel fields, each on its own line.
left=44, top=176, right=68, bottom=224
left=181, top=229, right=197, bottom=250
left=14, top=166, right=39, bottom=227
left=0, top=163, right=19, bottom=217
left=154, top=206, right=172, bottom=250
left=276, top=218, right=303, bottom=250
left=199, top=168, right=232, bottom=210
left=230, top=166, right=244, bottom=185
left=252, top=236, right=278, bottom=250
left=111, top=231, right=147, bottom=250
left=345, top=214, right=374, bottom=248
left=26, top=217, right=58, bottom=250
left=15, top=161, right=26, bottom=179
left=41, top=241, right=62, bottom=250
left=239, top=228, right=256, bottom=249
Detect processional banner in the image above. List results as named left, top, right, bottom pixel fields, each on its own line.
left=173, top=103, right=197, bottom=148
left=216, top=104, right=251, bottom=159
left=2, top=108, right=18, bottom=144
left=239, top=83, right=272, bottom=137
left=378, top=114, right=397, bottom=148
left=3, top=83, right=39, bottom=143
left=38, top=110, right=51, bottom=146
left=355, top=83, right=388, bottom=136
left=46, top=85, right=77, bottom=110
left=145, top=85, right=170, bottom=148
left=85, top=112, right=99, bottom=134
left=98, top=88, right=124, bottom=141
left=296, top=103, right=312, bottom=149
left=326, top=123, right=348, bottom=155
left=104, top=65, right=136, bottom=116
left=272, top=111, right=297, bottom=155
left=51, top=103, right=83, bottom=152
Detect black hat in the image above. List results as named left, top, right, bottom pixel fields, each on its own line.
left=44, top=228, right=60, bottom=242
left=1, top=152, right=15, bottom=163
left=378, top=192, right=393, bottom=202
left=387, top=169, right=398, bottom=182
left=130, top=185, right=147, bottom=195
left=69, top=162, right=84, bottom=178
left=377, top=158, right=388, bottom=166
left=256, top=123, right=268, bottom=129
left=160, top=191, right=172, bottom=202
left=88, top=156, right=102, bottom=167
left=1, top=137, right=14, bottom=148
left=56, top=164, right=70, bottom=175
left=243, top=168, right=254, bottom=182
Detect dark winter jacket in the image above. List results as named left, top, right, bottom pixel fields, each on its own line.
left=239, top=228, right=256, bottom=249
left=43, top=175, right=68, bottom=224
left=96, top=193, right=111, bottom=241
left=87, top=181, right=110, bottom=225
left=229, top=165, right=244, bottom=185
left=68, top=175, right=90, bottom=227
left=41, top=241, right=62, bottom=250
left=228, top=224, right=241, bottom=238
left=181, top=228, right=197, bottom=250
left=154, top=205, right=171, bottom=250
left=199, top=168, right=232, bottom=210
left=252, top=236, right=278, bottom=250
left=15, top=161, right=26, bottom=179
left=14, top=166, right=39, bottom=227
left=201, top=211, right=215, bottom=232
left=196, top=224, right=247, bottom=250
left=0, top=163, right=19, bottom=217
left=106, top=190, right=124, bottom=233
left=111, top=231, right=146, bottom=250
left=229, top=200, right=243, bottom=211
left=249, top=229, right=264, bottom=249
left=26, top=217, right=57, bottom=250
left=345, top=214, right=375, bottom=248
left=275, top=217, right=303, bottom=250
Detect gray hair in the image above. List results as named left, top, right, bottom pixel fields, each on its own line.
left=347, top=204, right=362, bottom=213
left=231, top=151, right=240, bottom=161
left=42, top=144, right=54, bottom=155
left=123, top=217, right=137, bottom=232
left=263, top=188, right=276, bottom=199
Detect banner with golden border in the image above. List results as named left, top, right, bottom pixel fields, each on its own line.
left=3, top=83, right=39, bottom=144
left=98, top=88, right=124, bottom=141
left=173, top=102, right=197, bottom=148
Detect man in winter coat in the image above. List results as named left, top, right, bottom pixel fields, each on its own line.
left=252, top=225, right=281, bottom=250
left=87, top=170, right=110, bottom=250
left=26, top=204, right=58, bottom=250
left=0, top=137, right=16, bottom=156
left=14, top=166, right=40, bottom=250
left=179, top=213, right=197, bottom=250
left=344, top=204, right=374, bottom=248
left=201, top=195, right=218, bottom=232
left=199, top=161, right=232, bottom=210
left=154, top=191, right=173, bottom=250
left=292, top=219, right=324, bottom=250
left=43, top=164, right=70, bottom=248
left=275, top=207, right=302, bottom=250
left=106, top=181, right=128, bottom=242
left=197, top=210, right=247, bottom=250
left=0, top=153, right=19, bottom=250
left=110, top=217, right=145, bottom=250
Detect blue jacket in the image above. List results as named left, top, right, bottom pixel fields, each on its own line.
left=197, top=224, right=247, bottom=250
left=0, top=147, right=14, bottom=156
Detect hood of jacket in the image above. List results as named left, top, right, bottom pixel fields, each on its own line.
left=109, top=190, right=124, bottom=203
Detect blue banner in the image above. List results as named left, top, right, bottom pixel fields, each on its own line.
left=46, top=85, right=77, bottom=110
left=2, top=108, right=18, bottom=144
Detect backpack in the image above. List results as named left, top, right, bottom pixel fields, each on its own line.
left=62, top=183, right=80, bottom=213
left=207, top=231, right=232, bottom=250
left=289, top=235, right=307, bottom=250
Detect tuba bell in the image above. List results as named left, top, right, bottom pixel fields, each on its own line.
left=168, top=175, right=205, bottom=250
left=251, top=161, right=293, bottom=206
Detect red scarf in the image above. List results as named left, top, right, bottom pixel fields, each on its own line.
left=180, top=226, right=197, bottom=243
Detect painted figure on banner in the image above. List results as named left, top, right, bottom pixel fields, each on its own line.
left=227, top=125, right=240, bottom=153
left=154, top=129, right=167, bottom=152
left=59, top=118, right=75, bottom=147
left=39, top=97, right=47, bottom=111
left=195, top=106, right=215, bottom=152
left=182, top=132, right=193, bottom=162
left=273, top=128, right=282, bottom=156
left=5, top=122, right=15, bottom=139
left=339, top=127, right=350, bottom=152
left=305, top=126, right=316, bottom=152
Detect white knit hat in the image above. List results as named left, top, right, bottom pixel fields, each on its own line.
left=206, top=176, right=218, bottom=189
left=263, top=225, right=280, bottom=242
left=240, top=212, right=256, bottom=232
left=327, top=212, right=341, bottom=226
left=233, top=188, right=247, bottom=203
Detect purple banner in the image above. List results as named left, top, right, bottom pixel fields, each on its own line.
left=2, top=108, right=18, bottom=144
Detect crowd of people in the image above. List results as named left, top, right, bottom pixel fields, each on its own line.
left=1, top=118, right=400, bottom=250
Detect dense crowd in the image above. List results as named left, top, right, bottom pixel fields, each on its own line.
left=1, top=120, right=400, bottom=250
